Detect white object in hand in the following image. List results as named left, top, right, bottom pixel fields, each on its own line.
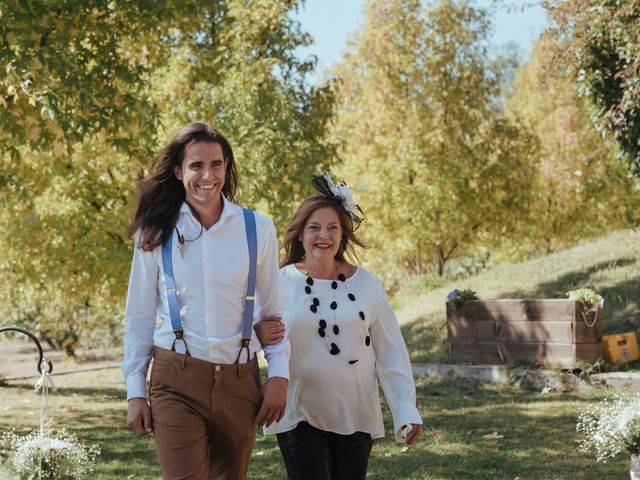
left=400, top=424, right=413, bottom=441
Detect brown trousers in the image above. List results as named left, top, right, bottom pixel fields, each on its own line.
left=149, top=347, right=263, bottom=480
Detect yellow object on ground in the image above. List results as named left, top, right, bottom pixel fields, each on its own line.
left=602, top=332, right=640, bottom=364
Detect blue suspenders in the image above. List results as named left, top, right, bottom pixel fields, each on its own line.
left=161, top=208, right=258, bottom=362
left=240, top=208, right=258, bottom=362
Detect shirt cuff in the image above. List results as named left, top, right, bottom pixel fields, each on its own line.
left=392, top=403, right=423, bottom=443
left=126, top=373, right=147, bottom=400
left=266, top=352, right=290, bottom=380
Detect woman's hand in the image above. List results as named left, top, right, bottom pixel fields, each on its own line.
left=254, top=315, right=285, bottom=346
left=402, top=423, right=422, bottom=446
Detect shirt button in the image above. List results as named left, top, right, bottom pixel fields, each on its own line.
left=215, top=365, right=221, bottom=372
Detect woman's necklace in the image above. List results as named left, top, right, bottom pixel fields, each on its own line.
left=302, top=261, right=370, bottom=365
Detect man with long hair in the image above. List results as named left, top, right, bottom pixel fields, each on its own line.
left=121, top=122, right=289, bottom=479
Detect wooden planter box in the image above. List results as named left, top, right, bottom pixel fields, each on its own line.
left=447, top=299, right=603, bottom=367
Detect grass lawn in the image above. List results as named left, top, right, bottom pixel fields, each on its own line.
left=397, top=229, right=640, bottom=364
left=0, top=367, right=631, bottom=479
left=2, top=230, right=637, bottom=478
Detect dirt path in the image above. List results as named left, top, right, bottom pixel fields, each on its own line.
left=0, top=338, right=121, bottom=380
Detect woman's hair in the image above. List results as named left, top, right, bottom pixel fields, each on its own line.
left=280, top=195, right=368, bottom=267
left=128, top=122, right=238, bottom=251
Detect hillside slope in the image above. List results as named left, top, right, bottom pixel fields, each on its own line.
left=398, top=229, right=640, bottom=362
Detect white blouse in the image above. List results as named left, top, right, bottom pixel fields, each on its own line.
left=265, top=264, right=422, bottom=442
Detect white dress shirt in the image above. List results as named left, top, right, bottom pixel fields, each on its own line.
left=264, top=264, right=422, bottom=442
left=121, top=197, right=290, bottom=400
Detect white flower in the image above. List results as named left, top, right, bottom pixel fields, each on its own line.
left=576, top=394, right=640, bottom=462
left=567, top=288, right=603, bottom=310
left=1, top=429, right=99, bottom=480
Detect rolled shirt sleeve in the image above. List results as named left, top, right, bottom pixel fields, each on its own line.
left=370, top=279, right=423, bottom=442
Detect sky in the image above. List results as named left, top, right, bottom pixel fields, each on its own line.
left=293, top=0, right=549, bottom=83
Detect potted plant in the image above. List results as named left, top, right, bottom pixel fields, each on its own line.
left=446, top=288, right=478, bottom=308
left=566, top=287, right=604, bottom=328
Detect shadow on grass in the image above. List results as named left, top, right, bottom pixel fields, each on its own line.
left=55, top=386, right=126, bottom=400
left=80, top=425, right=160, bottom=479
left=501, top=257, right=637, bottom=298
left=0, top=379, right=126, bottom=401
left=368, top=379, right=625, bottom=480
left=502, top=257, right=638, bottom=298
left=600, top=276, right=640, bottom=333
left=401, top=315, right=448, bottom=363
left=502, top=257, right=640, bottom=335
left=0, top=375, right=628, bottom=480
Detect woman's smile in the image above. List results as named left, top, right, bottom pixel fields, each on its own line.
left=301, top=207, right=343, bottom=262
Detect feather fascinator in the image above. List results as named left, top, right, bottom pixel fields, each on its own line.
left=311, top=173, right=364, bottom=229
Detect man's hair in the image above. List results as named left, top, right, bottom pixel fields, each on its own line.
left=128, top=122, right=238, bottom=251
left=280, top=195, right=368, bottom=268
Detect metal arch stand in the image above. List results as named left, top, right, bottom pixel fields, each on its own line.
left=0, top=325, right=54, bottom=375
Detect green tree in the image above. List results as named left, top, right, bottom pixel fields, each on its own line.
left=0, top=0, right=181, bottom=158
left=333, top=0, right=536, bottom=276
left=504, top=36, right=640, bottom=254
left=548, top=0, right=640, bottom=177
left=152, top=0, right=336, bottom=230
left=0, top=0, right=336, bottom=352
left=0, top=141, right=134, bottom=353
left=0, top=0, right=176, bottom=351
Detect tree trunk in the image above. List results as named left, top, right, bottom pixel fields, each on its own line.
left=435, top=244, right=445, bottom=277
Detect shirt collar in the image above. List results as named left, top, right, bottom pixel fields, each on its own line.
left=178, top=195, right=240, bottom=223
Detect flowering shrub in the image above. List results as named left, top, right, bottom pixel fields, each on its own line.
left=1, top=429, right=99, bottom=480
left=576, top=394, right=640, bottom=463
left=566, top=287, right=604, bottom=310
left=446, top=289, right=478, bottom=308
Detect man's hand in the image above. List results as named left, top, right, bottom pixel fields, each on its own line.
left=127, top=397, right=153, bottom=436
left=254, top=315, right=285, bottom=346
left=254, top=376, right=288, bottom=428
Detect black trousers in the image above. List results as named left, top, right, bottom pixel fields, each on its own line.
left=276, top=421, right=374, bottom=480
